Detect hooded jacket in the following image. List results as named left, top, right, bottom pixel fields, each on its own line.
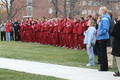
left=111, top=20, right=120, bottom=57
left=84, top=26, right=96, bottom=47
left=97, top=14, right=111, bottom=40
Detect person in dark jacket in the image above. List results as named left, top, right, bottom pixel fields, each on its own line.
left=92, top=12, right=101, bottom=65
left=13, top=19, right=20, bottom=41
left=111, top=11, right=120, bottom=76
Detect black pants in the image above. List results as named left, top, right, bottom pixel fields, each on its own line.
left=15, top=30, right=20, bottom=41
left=10, top=31, right=14, bottom=41
left=100, top=39, right=108, bottom=71
left=94, top=43, right=101, bottom=63
left=1, top=31, right=6, bottom=41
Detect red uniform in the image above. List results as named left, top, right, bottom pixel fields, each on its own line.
left=20, top=22, right=25, bottom=42
left=78, top=21, right=87, bottom=50
left=52, top=21, right=58, bottom=46
left=65, top=20, right=74, bottom=49
left=58, top=19, right=66, bottom=47
left=73, top=21, right=79, bottom=49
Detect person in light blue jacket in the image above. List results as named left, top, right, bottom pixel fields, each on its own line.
left=84, top=19, right=96, bottom=66
left=97, top=7, right=111, bottom=71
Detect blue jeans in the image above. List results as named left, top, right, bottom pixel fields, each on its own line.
left=86, top=45, right=94, bottom=65
left=6, top=32, right=10, bottom=41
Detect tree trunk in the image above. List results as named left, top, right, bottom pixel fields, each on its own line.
left=54, top=0, right=58, bottom=18
left=64, top=0, right=67, bottom=17
left=69, top=0, right=75, bottom=19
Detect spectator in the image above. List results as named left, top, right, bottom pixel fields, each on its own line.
left=84, top=19, right=96, bottom=66
left=97, top=6, right=110, bottom=71
left=0, top=21, right=6, bottom=41
left=10, top=20, right=14, bottom=41
left=111, top=11, right=120, bottom=76
left=5, top=20, right=11, bottom=41
left=13, top=19, right=20, bottom=41
left=92, top=12, right=101, bottom=64
left=107, top=10, right=114, bottom=69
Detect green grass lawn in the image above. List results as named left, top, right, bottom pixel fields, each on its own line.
left=0, top=41, right=118, bottom=71
left=0, top=68, right=66, bottom=80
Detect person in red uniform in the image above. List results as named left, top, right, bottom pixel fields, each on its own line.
left=24, top=18, right=29, bottom=42
left=65, top=18, right=74, bottom=49
left=47, top=19, right=53, bottom=45
left=73, top=19, right=80, bottom=50
left=28, top=17, right=33, bottom=42
left=30, top=20, right=35, bottom=42
left=52, top=18, right=59, bottom=46
left=34, top=19, right=40, bottom=43
left=78, top=17, right=86, bottom=50
left=20, top=20, right=25, bottom=42
left=58, top=17, right=65, bottom=47
left=5, top=20, right=11, bottom=41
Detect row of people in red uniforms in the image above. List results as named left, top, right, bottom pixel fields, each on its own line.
left=20, top=17, right=88, bottom=50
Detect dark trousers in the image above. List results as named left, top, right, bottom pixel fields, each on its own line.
left=1, top=31, right=6, bottom=41
left=94, top=43, right=101, bottom=63
left=10, top=31, right=14, bottom=41
left=15, top=30, right=20, bottom=41
left=100, top=39, right=108, bottom=71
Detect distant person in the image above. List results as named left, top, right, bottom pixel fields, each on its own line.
left=107, top=10, right=114, bottom=69
left=13, top=19, right=20, bottom=41
left=5, top=20, right=11, bottom=41
left=111, top=11, right=120, bottom=76
left=10, top=20, right=14, bottom=41
left=97, top=6, right=110, bottom=71
left=0, top=21, right=6, bottom=41
left=84, top=19, right=96, bottom=66
left=92, top=12, right=101, bottom=65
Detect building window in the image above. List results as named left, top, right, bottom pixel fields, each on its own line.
left=27, top=6, right=32, bottom=16
left=88, top=1, right=92, bottom=6
left=48, top=0, right=53, bottom=3
left=88, top=10, right=92, bottom=14
left=82, top=10, right=87, bottom=14
left=27, top=0, right=32, bottom=6
left=66, top=0, right=70, bottom=4
left=93, top=2, right=97, bottom=6
left=82, top=1, right=87, bottom=6
left=48, top=8, right=54, bottom=14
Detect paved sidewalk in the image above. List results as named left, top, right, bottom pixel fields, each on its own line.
left=0, top=58, right=119, bottom=80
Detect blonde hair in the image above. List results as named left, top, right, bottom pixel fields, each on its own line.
left=100, top=6, right=107, bottom=14
left=89, top=19, right=96, bottom=27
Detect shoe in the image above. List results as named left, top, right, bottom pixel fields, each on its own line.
left=86, top=64, right=94, bottom=66
left=115, top=71, right=119, bottom=74
left=74, top=48, right=78, bottom=50
left=82, top=48, right=86, bottom=50
left=113, top=73, right=120, bottom=76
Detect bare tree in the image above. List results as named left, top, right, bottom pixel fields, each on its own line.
left=69, top=0, right=75, bottom=19
left=1, top=0, right=44, bottom=20
left=0, top=3, right=7, bottom=22
left=51, top=0, right=88, bottom=19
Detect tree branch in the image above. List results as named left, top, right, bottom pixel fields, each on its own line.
left=12, top=5, right=28, bottom=18
left=52, top=0, right=65, bottom=17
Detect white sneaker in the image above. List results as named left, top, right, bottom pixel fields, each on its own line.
left=74, top=48, right=78, bottom=50
left=86, top=64, right=94, bottom=66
